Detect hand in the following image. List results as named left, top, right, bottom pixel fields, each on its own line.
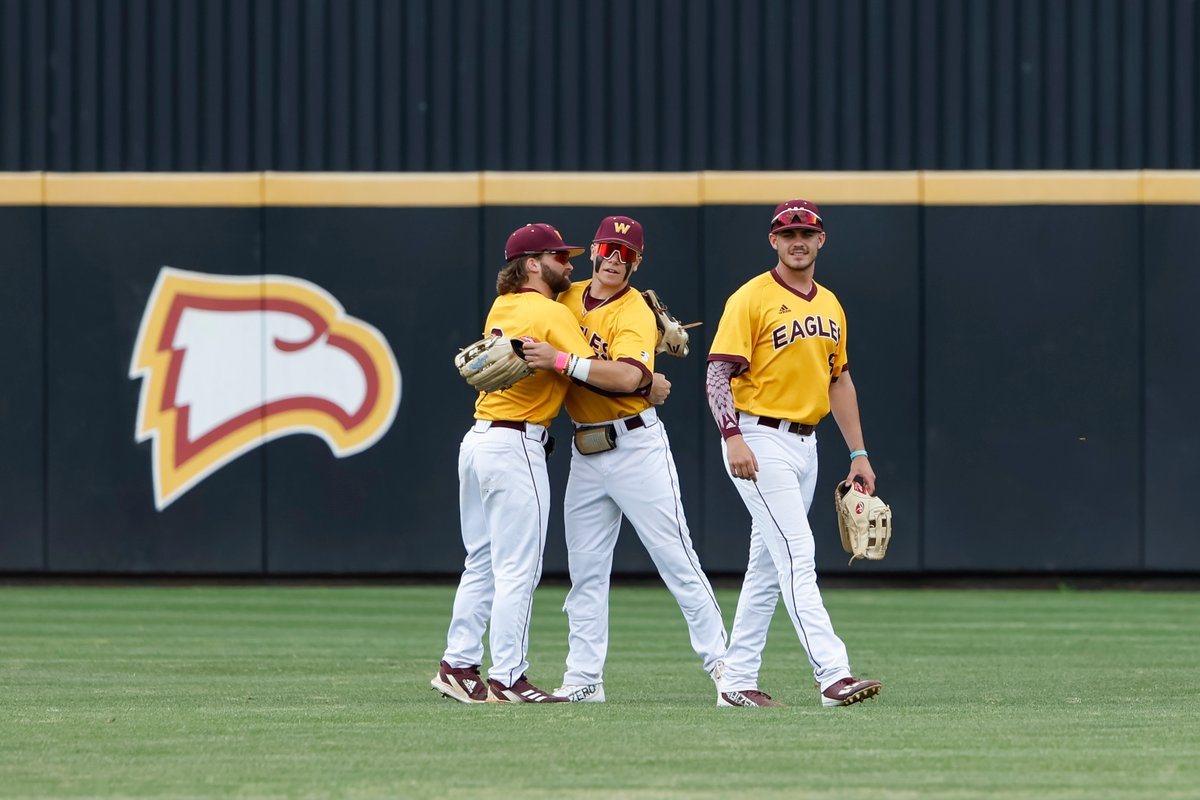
left=725, top=435, right=759, bottom=481
left=519, top=340, right=559, bottom=371
left=648, top=372, right=671, bottom=405
left=843, top=456, right=876, bottom=495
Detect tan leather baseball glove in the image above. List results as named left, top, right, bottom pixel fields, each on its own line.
left=835, top=479, right=893, bottom=565
left=454, top=335, right=535, bottom=393
left=642, top=288, right=699, bottom=358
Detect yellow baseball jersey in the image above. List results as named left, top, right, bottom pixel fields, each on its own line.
left=558, top=280, right=656, bottom=424
left=708, top=269, right=848, bottom=425
left=474, top=289, right=596, bottom=427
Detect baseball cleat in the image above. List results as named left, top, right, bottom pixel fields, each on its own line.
left=485, top=675, right=568, bottom=704
left=552, top=683, right=606, bottom=703
left=820, top=677, right=882, bottom=707
left=709, top=659, right=726, bottom=687
left=718, top=689, right=785, bottom=708
left=431, top=661, right=488, bottom=704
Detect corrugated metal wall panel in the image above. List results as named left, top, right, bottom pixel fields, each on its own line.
left=3, top=0, right=1198, bottom=171
left=1169, top=0, right=1197, bottom=166
left=1, top=0, right=27, bottom=167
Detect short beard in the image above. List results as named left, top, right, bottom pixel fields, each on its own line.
left=544, top=263, right=572, bottom=294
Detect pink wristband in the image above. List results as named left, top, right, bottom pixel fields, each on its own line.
left=553, top=350, right=570, bottom=373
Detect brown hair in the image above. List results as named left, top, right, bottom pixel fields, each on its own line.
left=495, top=256, right=532, bottom=295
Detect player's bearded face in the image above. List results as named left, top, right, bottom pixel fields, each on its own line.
left=541, top=256, right=573, bottom=293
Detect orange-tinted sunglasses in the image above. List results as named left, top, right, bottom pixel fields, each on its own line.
left=770, top=207, right=823, bottom=230
left=538, top=251, right=571, bottom=265
left=595, top=241, right=640, bottom=263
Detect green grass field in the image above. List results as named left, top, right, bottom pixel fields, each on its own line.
left=1, top=584, right=1198, bottom=799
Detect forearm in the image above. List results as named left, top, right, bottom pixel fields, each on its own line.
left=523, top=341, right=645, bottom=393
left=828, top=373, right=866, bottom=451
left=565, top=355, right=645, bottom=393
left=706, top=360, right=741, bottom=438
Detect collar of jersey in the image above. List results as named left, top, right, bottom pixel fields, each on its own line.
left=582, top=282, right=633, bottom=313
left=770, top=268, right=819, bottom=301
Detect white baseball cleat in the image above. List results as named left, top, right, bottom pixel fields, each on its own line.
left=820, top=677, right=882, bottom=707
left=709, top=659, right=726, bottom=687
left=552, top=683, right=606, bottom=703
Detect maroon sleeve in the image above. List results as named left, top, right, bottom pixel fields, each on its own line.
left=573, top=355, right=652, bottom=396
left=616, top=355, right=653, bottom=386
left=706, top=360, right=742, bottom=439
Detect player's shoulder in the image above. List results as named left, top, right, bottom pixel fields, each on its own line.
left=557, top=280, right=589, bottom=306
left=505, top=288, right=572, bottom=319
left=736, top=270, right=779, bottom=293
left=621, top=284, right=653, bottom=311
left=813, top=279, right=846, bottom=311
left=543, top=295, right=579, bottom=321
left=725, top=270, right=780, bottom=305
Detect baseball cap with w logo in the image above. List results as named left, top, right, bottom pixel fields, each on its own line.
left=593, top=215, right=645, bottom=254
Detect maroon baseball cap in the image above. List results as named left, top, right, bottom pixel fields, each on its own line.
left=770, top=199, right=824, bottom=233
left=504, top=223, right=585, bottom=261
left=592, top=215, right=645, bottom=253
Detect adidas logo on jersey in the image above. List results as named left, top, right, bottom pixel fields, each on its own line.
left=779, top=304, right=791, bottom=314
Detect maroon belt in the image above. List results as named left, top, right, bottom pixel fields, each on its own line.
left=757, top=416, right=814, bottom=436
left=575, top=413, right=647, bottom=438
left=620, top=414, right=646, bottom=432
left=489, top=420, right=528, bottom=431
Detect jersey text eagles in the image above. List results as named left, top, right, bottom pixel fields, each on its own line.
left=771, top=315, right=840, bottom=349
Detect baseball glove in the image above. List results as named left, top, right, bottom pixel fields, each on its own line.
left=642, top=288, right=700, bottom=358
left=454, top=335, right=535, bottom=393
left=835, top=479, right=893, bottom=565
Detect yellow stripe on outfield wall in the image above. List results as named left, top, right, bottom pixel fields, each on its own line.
left=264, top=172, right=481, bottom=206
left=1140, top=171, right=1200, bottom=204
left=44, top=173, right=262, bottom=206
left=923, top=171, right=1142, bottom=205
left=1, top=172, right=1196, bottom=207
left=483, top=172, right=701, bottom=206
left=0, top=173, right=44, bottom=205
left=704, top=172, right=922, bottom=205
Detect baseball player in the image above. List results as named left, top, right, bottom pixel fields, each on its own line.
left=527, top=216, right=727, bottom=703
left=433, top=223, right=651, bottom=705
left=706, top=200, right=883, bottom=708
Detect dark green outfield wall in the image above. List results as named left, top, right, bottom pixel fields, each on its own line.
left=2, top=198, right=1197, bottom=575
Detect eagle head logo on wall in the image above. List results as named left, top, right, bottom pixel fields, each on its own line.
left=130, top=267, right=401, bottom=510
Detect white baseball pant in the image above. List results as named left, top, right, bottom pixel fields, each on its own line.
left=443, top=420, right=551, bottom=688
left=561, top=408, right=727, bottom=685
left=718, top=415, right=853, bottom=693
